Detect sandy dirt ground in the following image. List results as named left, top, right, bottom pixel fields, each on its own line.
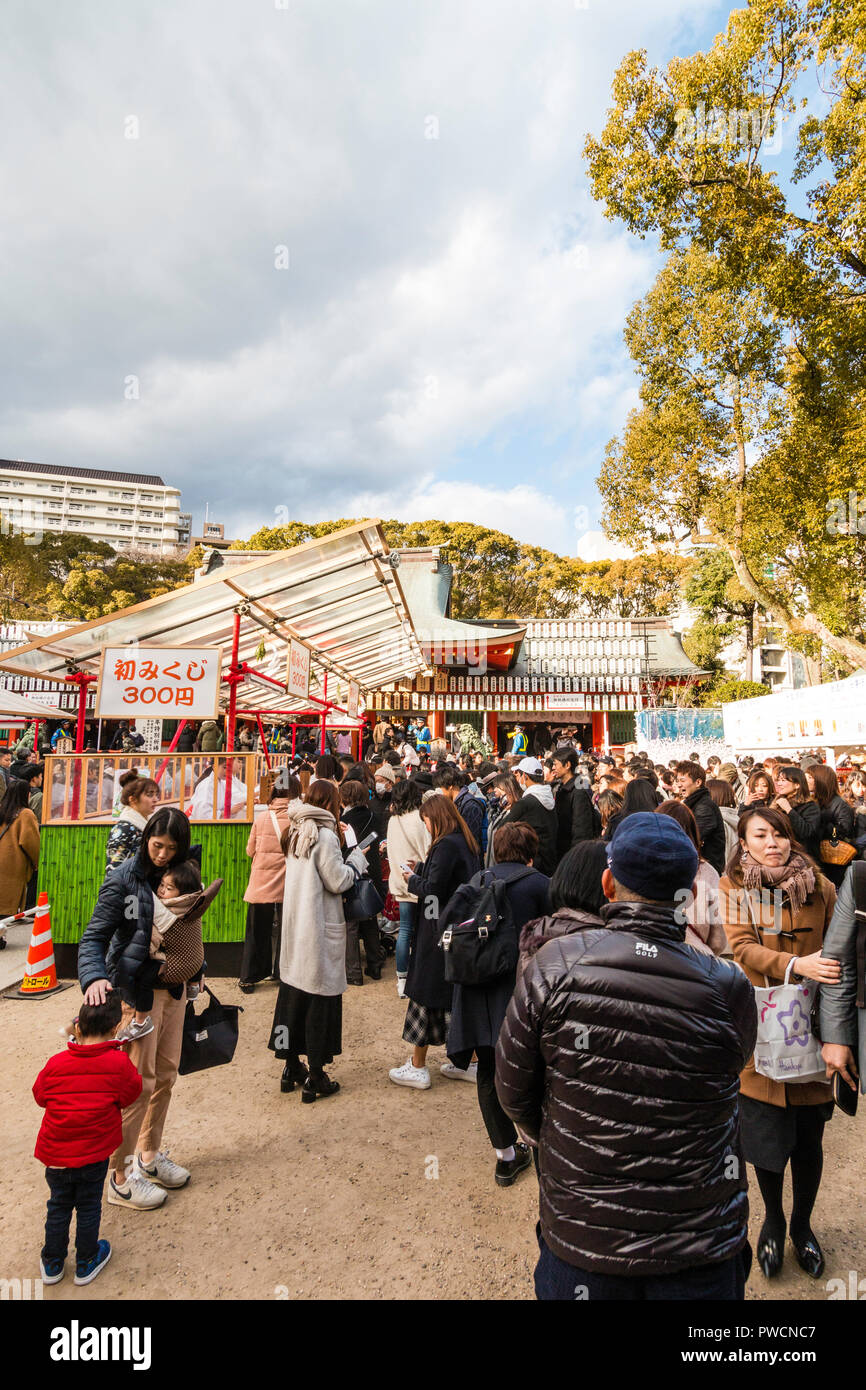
left=2, top=956, right=864, bottom=1302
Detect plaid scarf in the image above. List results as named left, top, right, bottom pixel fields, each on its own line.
left=284, top=804, right=338, bottom=859
left=740, top=849, right=816, bottom=916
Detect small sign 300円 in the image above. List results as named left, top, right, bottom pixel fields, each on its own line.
left=287, top=639, right=311, bottom=700
left=95, top=646, right=223, bottom=720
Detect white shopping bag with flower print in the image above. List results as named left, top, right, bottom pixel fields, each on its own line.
left=753, top=958, right=825, bottom=1084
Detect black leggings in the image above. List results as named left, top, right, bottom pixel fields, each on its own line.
left=754, top=1108, right=825, bottom=1244
left=475, top=1047, right=516, bottom=1151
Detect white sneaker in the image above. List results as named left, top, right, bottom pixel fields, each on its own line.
left=440, top=1060, right=478, bottom=1083
left=396, top=975, right=407, bottom=998
left=388, top=1059, right=431, bottom=1090
left=116, top=1016, right=155, bottom=1043
left=106, top=1172, right=166, bottom=1210
left=136, top=1150, right=190, bottom=1189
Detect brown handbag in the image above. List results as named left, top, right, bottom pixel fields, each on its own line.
left=820, top=826, right=857, bottom=866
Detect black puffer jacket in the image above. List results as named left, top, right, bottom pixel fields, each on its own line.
left=78, top=843, right=201, bottom=998
left=495, top=900, right=756, bottom=1277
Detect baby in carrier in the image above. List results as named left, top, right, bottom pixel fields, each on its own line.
left=116, top=860, right=206, bottom=1043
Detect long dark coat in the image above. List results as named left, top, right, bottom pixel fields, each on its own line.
left=404, top=831, right=479, bottom=1010
left=446, top=861, right=550, bottom=1067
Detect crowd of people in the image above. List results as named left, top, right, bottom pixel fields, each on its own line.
left=23, top=723, right=866, bottom=1299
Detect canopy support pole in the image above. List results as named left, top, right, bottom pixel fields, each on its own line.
left=256, top=713, right=272, bottom=770
left=320, top=673, right=328, bottom=754
left=223, top=610, right=243, bottom=819
left=154, top=720, right=187, bottom=787
left=292, top=723, right=297, bottom=757
left=69, top=672, right=97, bottom=820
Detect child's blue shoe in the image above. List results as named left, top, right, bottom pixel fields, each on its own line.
left=74, top=1239, right=111, bottom=1285
left=40, top=1255, right=65, bottom=1284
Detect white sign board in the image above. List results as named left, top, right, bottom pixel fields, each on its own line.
left=545, top=693, right=590, bottom=712
left=96, top=646, right=223, bottom=720
left=347, top=681, right=360, bottom=719
left=723, top=673, right=866, bottom=751
left=287, top=640, right=311, bottom=700
left=137, top=718, right=164, bottom=754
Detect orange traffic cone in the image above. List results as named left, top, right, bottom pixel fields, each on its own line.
left=17, top=893, right=63, bottom=997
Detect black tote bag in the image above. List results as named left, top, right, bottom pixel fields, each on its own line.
left=178, top=985, right=243, bottom=1076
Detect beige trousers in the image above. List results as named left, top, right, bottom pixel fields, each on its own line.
left=112, top=987, right=187, bottom=1174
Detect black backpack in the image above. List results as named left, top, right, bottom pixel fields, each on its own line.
left=438, top=868, right=532, bottom=987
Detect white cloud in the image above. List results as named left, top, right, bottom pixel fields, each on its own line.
left=348, top=477, right=572, bottom=552
left=575, top=530, right=637, bottom=562
left=0, top=0, right=713, bottom=535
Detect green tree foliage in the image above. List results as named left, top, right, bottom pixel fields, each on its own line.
left=698, top=675, right=772, bottom=707
left=682, top=616, right=730, bottom=674
left=585, top=0, right=866, bottom=667
left=0, top=523, right=197, bottom=622
left=685, top=548, right=761, bottom=677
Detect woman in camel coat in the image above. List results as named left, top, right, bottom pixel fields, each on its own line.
left=720, top=804, right=839, bottom=1284
left=0, top=779, right=40, bottom=915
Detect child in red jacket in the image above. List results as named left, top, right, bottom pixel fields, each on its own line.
left=33, top=992, right=142, bottom=1286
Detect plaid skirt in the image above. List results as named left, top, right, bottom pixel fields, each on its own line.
left=402, top=999, right=451, bottom=1047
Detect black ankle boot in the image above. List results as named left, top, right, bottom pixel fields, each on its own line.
left=301, top=1072, right=340, bottom=1104
left=280, top=1059, right=309, bottom=1093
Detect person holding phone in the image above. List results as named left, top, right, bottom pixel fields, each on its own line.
left=268, top=781, right=367, bottom=1101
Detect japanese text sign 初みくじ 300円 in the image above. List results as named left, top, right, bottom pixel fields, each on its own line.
left=95, top=646, right=223, bottom=720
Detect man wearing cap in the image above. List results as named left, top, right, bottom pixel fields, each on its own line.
left=416, top=719, right=432, bottom=759
left=496, top=812, right=756, bottom=1301
left=510, top=725, right=528, bottom=757
left=499, top=758, right=558, bottom=876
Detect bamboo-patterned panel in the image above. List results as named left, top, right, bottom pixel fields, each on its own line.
left=37, top=824, right=251, bottom=944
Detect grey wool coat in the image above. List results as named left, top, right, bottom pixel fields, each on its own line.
left=279, top=822, right=366, bottom=997
left=820, top=863, right=866, bottom=1093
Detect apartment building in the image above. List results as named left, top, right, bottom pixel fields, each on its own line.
left=0, top=460, right=185, bottom=555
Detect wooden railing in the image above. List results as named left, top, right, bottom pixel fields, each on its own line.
left=42, top=753, right=260, bottom=824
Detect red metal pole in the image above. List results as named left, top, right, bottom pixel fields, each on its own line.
left=69, top=673, right=96, bottom=820
left=74, top=675, right=87, bottom=754
left=33, top=720, right=40, bottom=756
left=256, top=713, right=272, bottom=771
left=291, top=723, right=297, bottom=757
left=154, top=719, right=187, bottom=787
left=319, top=674, right=328, bottom=754
left=223, top=611, right=242, bottom=819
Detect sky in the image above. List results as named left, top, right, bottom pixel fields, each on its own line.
left=1, top=0, right=740, bottom=560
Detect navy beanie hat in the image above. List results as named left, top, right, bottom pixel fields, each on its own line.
left=608, top=812, right=699, bottom=900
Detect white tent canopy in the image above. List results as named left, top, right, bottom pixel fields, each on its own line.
left=0, top=521, right=425, bottom=715
left=0, top=689, right=66, bottom=719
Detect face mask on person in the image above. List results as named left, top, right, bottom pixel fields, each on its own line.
left=375, top=781, right=388, bottom=796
